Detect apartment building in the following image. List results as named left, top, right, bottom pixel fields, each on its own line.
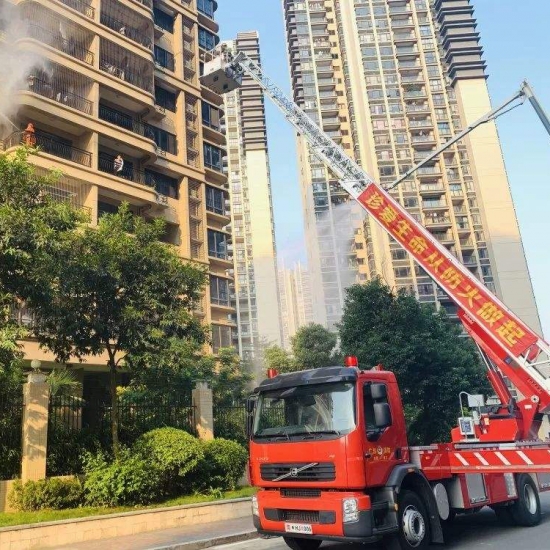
left=282, top=0, right=542, bottom=334
left=279, top=262, right=314, bottom=350
left=222, top=32, right=283, bottom=378
left=0, top=0, right=236, bottom=390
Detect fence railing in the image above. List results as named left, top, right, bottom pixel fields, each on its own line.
left=213, top=404, right=247, bottom=446
left=0, top=394, right=24, bottom=480
left=47, top=394, right=196, bottom=475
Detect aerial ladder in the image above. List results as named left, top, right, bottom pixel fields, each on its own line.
left=201, top=50, right=550, bottom=452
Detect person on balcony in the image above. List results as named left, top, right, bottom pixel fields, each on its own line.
left=113, top=155, right=124, bottom=174
left=23, top=123, right=36, bottom=147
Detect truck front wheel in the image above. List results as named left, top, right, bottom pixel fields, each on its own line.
left=510, top=474, right=541, bottom=527
left=384, top=490, right=431, bottom=550
left=283, top=537, right=322, bottom=550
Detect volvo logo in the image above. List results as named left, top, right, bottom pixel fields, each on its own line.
left=272, top=462, right=319, bottom=482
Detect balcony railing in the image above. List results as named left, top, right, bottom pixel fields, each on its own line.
left=36, top=131, right=92, bottom=166
left=100, top=56, right=153, bottom=93
left=99, top=104, right=155, bottom=141
left=28, top=24, right=94, bottom=65
left=59, top=0, right=95, bottom=18
left=27, top=76, right=93, bottom=115
left=100, top=12, right=153, bottom=49
left=135, top=0, right=153, bottom=8
left=3, top=130, right=92, bottom=167
left=98, top=155, right=148, bottom=186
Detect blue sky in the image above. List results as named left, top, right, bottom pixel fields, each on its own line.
left=216, top=1, right=550, bottom=338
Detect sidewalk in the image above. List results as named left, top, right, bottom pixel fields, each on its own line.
left=54, top=516, right=257, bottom=550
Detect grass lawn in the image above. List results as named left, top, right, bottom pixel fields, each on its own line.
left=0, top=486, right=256, bottom=529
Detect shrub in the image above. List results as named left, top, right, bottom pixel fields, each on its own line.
left=133, top=427, right=203, bottom=495
left=9, top=477, right=84, bottom=511
left=83, top=450, right=162, bottom=507
left=194, top=438, right=248, bottom=492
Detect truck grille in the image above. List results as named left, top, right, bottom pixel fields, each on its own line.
left=261, top=463, right=335, bottom=482
left=281, top=488, right=321, bottom=498
left=282, top=510, right=320, bottom=523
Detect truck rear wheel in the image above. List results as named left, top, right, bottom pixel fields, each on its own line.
left=510, top=474, right=541, bottom=527
left=384, top=490, right=431, bottom=550
left=283, top=537, right=322, bottom=550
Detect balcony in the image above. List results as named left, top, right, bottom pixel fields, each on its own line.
left=3, top=130, right=92, bottom=167
left=100, top=39, right=154, bottom=94
left=27, top=23, right=94, bottom=65
left=419, top=183, right=445, bottom=194
left=59, top=0, right=95, bottom=18
left=26, top=73, right=93, bottom=115
left=100, top=11, right=153, bottom=50
left=99, top=103, right=155, bottom=141
left=98, top=153, right=149, bottom=187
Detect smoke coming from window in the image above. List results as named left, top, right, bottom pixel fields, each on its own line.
left=0, top=0, right=47, bottom=135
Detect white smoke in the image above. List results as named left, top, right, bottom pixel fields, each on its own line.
left=316, top=200, right=357, bottom=292
left=0, top=0, right=48, bottom=136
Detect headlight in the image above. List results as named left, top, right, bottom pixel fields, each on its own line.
left=342, top=497, right=359, bottom=523
left=252, top=495, right=259, bottom=516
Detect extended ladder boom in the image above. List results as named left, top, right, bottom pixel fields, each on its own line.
left=201, top=50, right=550, bottom=414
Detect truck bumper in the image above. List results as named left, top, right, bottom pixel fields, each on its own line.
left=254, top=490, right=384, bottom=543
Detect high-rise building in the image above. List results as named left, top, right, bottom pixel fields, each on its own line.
left=1, top=0, right=236, bottom=386
left=222, top=32, right=283, bottom=377
left=282, top=0, right=542, bottom=334
left=279, top=262, right=314, bottom=350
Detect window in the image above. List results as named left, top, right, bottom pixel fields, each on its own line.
left=204, top=143, right=223, bottom=171
left=149, top=126, right=177, bottom=154
left=391, top=249, right=407, bottom=261
left=394, top=267, right=411, bottom=278
left=198, top=27, right=218, bottom=51
left=208, top=229, right=228, bottom=259
left=197, top=0, right=215, bottom=18
left=153, top=8, right=174, bottom=33
left=202, top=101, right=221, bottom=130
left=210, top=276, right=229, bottom=306
left=212, top=324, right=232, bottom=353
left=155, top=86, right=176, bottom=112
left=363, top=383, right=392, bottom=437
left=144, top=169, right=179, bottom=198
left=206, top=185, right=225, bottom=214
left=154, top=46, right=175, bottom=71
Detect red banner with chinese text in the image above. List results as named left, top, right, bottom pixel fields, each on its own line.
left=357, top=184, right=538, bottom=358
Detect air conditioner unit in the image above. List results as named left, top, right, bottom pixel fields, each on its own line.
left=222, top=224, right=231, bottom=232
left=224, top=199, right=231, bottom=207
left=225, top=268, right=235, bottom=276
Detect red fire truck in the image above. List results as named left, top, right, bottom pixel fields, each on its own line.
left=201, top=50, right=550, bottom=549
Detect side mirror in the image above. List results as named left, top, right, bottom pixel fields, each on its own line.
left=373, top=402, right=392, bottom=430
left=371, top=383, right=387, bottom=400
left=246, top=395, right=257, bottom=439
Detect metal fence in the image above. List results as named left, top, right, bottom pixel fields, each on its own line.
left=47, top=393, right=196, bottom=476
left=213, top=404, right=247, bottom=446
left=0, top=394, right=24, bottom=480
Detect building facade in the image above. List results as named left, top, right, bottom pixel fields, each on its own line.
left=222, top=32, right=283, bottom=377
left=0, top=0, right=236, bottom=389
left=279, top=262, right=314, bottom=350
left=282, top=0, right=541, bottom=334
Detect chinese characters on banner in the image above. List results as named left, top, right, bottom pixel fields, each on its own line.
left=358, top=185, right=537, bottom=358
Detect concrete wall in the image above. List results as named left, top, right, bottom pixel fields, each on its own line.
left=0, top=497, right=252, bottom=550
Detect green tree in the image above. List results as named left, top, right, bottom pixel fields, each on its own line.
left=211, top=348, right=253, bottom=406
left=263, top=344, right=296, bottom=373
left=291, top=323, right=339, bottom=370
left=338, top=279, right=489, bottom=444
left=30, top=205, right=208, bottom=456
left=0, top=148, right=82, bottom=303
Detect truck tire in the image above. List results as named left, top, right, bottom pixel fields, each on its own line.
left=283, top=537, right=322, bottom=550
left=510, top=474, right=541, bottom=527
left=384, top=490, right=431, bottom=550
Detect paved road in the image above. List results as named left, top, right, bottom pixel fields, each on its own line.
left=215, top=493, right=550, bottom=550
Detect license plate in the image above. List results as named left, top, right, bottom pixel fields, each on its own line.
left=284, top=523, right=313, bottom=535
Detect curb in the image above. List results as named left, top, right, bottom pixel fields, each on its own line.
left=150, top=530, right=259, bottom=550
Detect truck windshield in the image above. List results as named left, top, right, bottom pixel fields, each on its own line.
left=253, top=382, right=355, bottom=440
